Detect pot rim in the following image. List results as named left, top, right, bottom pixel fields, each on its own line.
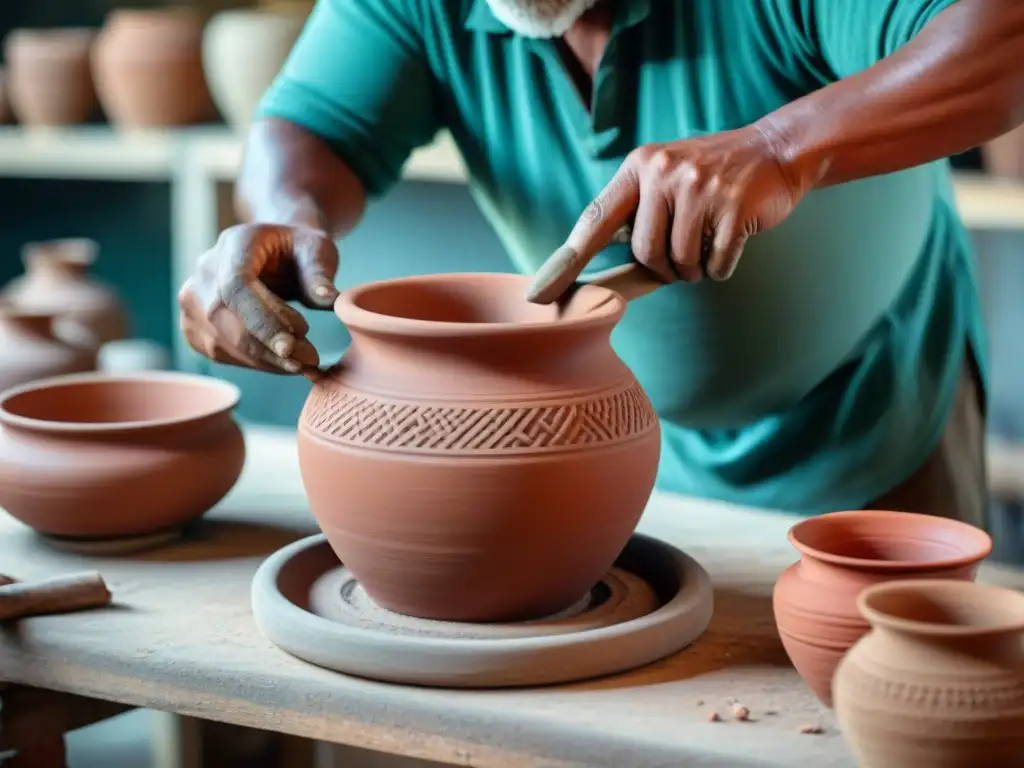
left=858, top=578, right=1024, bottom=637
left=0, top=370, right=240, bottom=434
left=787, top=509, right=993, bottom=571
left=335, top=272, right=625, bottom=338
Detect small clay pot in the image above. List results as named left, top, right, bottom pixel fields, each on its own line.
left=0, top=239, right=128, bottom=348
left=772, top=510, right=992, bottom=706
left=0, top=66, right=13, bottom=124
left=0, top=372, right=244, bottom=543
left=0, top=308, right=95, bottom=392
left=834, top=579, right=1024, bottom=766
left=3, top=28, right=98, bottom=127
left=92, top=9, right=215, bottom=128
left=202, top=9, right=306, bottom=132
left=298, top=273, right=661, bottom=622
left=983, top=124, right=1024, bottom=181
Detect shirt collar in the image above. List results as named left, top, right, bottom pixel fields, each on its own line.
left=464, top=0, right=652, bottom=36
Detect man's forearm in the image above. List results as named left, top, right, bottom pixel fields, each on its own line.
left=235, top=117, right=367, bottom=238
left=757, top=0, right=1024, bottom=193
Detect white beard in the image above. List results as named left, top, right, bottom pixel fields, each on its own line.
left=485, top=0, right=602, bottom=38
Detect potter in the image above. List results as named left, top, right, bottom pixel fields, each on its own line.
left=180, top=2, right=1024, bottom=523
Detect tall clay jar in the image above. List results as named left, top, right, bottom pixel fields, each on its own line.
left=3, top=29, right=98, bottom=127
left=834, top=579, right=1024, bottom=766
left=772, top=510, right=992, bottom=706
left=91, top=9, right=215, bottom=128
left=298, top=273, right=661, bottom=623
left=0, top=308, right=95, bottom=392
left=0, top=239, right=128, bottom=348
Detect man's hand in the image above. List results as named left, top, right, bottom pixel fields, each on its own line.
left=527, top=125, right=805, bottom=304
left=178, top=223, right=340, bottom=374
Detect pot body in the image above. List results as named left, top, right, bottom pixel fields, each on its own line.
left=0, top=314, right=95, bottom=393
left=4, top=29, right=98, bottom=126
left=835, top=611, right=1024, bottom=765
left=1, top=240, right=128, bottom=347
left=773, top=557, right=979, bottom=706
left=298, top=274, right=661, bottom=622
left=202, top=10, right=306, bottom=132
left=92, top=10, right=215, bottom=128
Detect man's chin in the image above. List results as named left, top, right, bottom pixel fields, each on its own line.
left=484, top=0, right=602, bottom=38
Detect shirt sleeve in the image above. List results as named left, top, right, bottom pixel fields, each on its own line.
left=256, top=0, right=442, bottom=197
left=778, top=0, right=962, bottom=79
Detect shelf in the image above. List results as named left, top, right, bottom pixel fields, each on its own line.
left=0, top=126, right=1022, bottom=230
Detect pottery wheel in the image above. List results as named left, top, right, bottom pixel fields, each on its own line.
left=252, top=533, right=714, bottom=688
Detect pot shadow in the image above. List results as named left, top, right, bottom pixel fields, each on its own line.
left=555, top=585, right=791, bottom=692
left=126, top=518, right=319, bottom=563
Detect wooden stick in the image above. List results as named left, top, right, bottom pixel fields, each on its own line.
left=0, top=572, right=111, bottom=621
left=0, top=574, right=17, bottom=587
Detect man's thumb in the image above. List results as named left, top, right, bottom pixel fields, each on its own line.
left=294, top=232, right=341, bottom=308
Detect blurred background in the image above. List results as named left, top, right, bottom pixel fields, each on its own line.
left=0, top=0, right=1023, bottom=765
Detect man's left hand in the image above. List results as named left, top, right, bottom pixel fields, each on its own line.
left=527, top=125, right=807, bottom=303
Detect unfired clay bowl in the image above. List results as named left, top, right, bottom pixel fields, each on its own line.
left=0, top=371, right=244, bottom=551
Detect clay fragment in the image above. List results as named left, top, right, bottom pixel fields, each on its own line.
left=731, top=705, right=750, bottom=721
left=707, top=712, right=722, bottom=722
left=798, top=724, right=823, bottom=735
left=0, top=572, right=111, bottom=620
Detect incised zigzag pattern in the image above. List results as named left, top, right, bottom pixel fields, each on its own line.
left=301, top=381, right=657, bottom=453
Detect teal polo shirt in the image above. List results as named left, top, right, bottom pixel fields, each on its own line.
left=260, top=0, right=987, bottom=514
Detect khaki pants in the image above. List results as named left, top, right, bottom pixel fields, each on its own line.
left=867, top=352, right=987, bottom=530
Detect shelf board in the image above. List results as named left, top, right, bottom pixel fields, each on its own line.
left=0, top=126, right=1022, bottom=231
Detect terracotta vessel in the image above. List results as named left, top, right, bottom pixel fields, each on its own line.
left=202, top=9, right=306, bottom=132
left=3, top=28, right=98, bottom=127
left=983, top=124, right=1024, bottom=181
left=772, top=509, right=992, bottom=706
left=297, top=272, right=661, bottom=622
left=834, top=579, right=1024, bottom=766
left=91, top=9, right=215, bottom=128
left=0, top=372, right=244, bottom=545
left=1, top=239, right=128, bottom=348
left=0, top=308, right=95, bottom=393
left=0, top=66, right=13, bottom=124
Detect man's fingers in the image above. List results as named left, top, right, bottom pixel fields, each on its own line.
left=526, top=167, right=640, bottom=304
left=293, top=231, right=341, bottom=308
left=707, top=213, right=748, bottom=281
left=670, top=195, right=706, bottom=284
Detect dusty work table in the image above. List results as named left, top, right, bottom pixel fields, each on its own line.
left=1, top=426, right=1022, bottom=767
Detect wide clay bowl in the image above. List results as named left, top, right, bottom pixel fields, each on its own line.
left=298, top=272, right=662, bottom=623
left=772, top=509, right=992, bottom=707
left=0, top=371, right=245, bottom=546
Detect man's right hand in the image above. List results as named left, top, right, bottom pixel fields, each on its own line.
left=178, top=223, right=340, bottom=374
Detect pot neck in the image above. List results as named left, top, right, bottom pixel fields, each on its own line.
left=873, top=622, right=1024, bottom=665
left=797, top=553, right=979, bottom=584
left=337, top=323, right=628, bottom=400
left=22, top=240, right=97, bottom=281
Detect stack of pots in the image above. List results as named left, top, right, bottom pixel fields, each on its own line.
left=92, top=9, right=216, bottom=128
left=202, top=6, right=309, bottom=132
left=3, top=29, right=98, bottom=127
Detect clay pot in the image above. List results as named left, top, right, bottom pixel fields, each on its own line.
left=0, top=308, right=95, bottom=393
left=0, top=239, right=128, bottom=348
left=0, top=372, right=244, bottom=543
left=202, top=9, right=306, bottom=132
left=0, top=66, right=13, bottom=124
left=297, top=273, right=661, bottom=622
left=3, top=29, right=98, bottom=127
left=772, top=510, right=992, bottom=706
left=983, top=124, right=1024, bottom=181
left=91, top=9, right=216, bottom=128
left=834, top=579, right=1024, bottom=766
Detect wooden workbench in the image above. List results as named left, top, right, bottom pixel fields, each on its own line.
left=1, top=426, right=1022, bottom=767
